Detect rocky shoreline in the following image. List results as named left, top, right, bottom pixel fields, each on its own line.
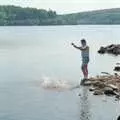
left=84, top=74, right=120, bottom=100
left=98, top=44, right=120, bottom=55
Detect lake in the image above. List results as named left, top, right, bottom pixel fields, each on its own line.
left=0, top=25, right=120, bottom=120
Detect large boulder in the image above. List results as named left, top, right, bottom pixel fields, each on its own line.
left=98, top=44, right=120, bottom=55
left=107, top=84, right=118, bottom=91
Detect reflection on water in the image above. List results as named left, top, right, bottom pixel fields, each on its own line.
left=80, top=87, right=91, bottom=120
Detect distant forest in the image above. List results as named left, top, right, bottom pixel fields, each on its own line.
left=0, top=5, right=120, bottom=25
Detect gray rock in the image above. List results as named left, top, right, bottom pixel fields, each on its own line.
left=104, top=87, right=116, bottom=96
left=107, top=84, right=118, bottom=90
left=93, top=90, right=103, bottom=95
left=92, top=81, right=105, bottom=88
left=98, top=47, right=106, bottom=54
left=114, top=66, right=120, bottom=72
left=89, top=87, right=96, bottom=91
left=115, top=94, right=120, bottom=99
left=83, top=81, right=92, bottom=86
left=98, top=44, right=120, bottom=55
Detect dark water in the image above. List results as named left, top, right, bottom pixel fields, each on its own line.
left=0, top=25, right=120, bottom=120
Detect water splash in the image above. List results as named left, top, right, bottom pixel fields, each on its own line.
left=40, top=76, right=79, bottom=91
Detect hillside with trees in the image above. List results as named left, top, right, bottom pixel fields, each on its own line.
left=0, top=5, right=57, bottom=25
left=0, top=5, right=120, bottom=25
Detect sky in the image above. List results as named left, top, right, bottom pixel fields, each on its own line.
left=1, top=0, right=120, bottom=14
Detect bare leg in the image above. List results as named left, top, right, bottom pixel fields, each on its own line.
left=84, top=64, right=88, bottom=79
left=81, top=64, right=86, bottom=79
left=80, top=64, right=87, bottom=85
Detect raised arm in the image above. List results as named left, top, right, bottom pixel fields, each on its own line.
left=71, top=43, right=80, bottom=50
left=71, top=43, right=89, bottom=51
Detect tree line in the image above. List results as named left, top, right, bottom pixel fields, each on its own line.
left=0, top=5, right=120, bottom=25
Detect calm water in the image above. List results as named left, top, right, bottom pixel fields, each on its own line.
left=0, top=25, right=120, bottom=120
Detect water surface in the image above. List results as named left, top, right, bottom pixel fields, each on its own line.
left=0, top=25, right=120, bottom=120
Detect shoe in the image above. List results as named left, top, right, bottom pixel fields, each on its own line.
left=80, top=78, right=89, bottom=85
left=80, top=79, right=86, bottom=85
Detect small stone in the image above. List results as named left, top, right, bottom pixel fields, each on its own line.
left=114, top=66, right=120, bottom=72
left=89, top=87, right=96, bottom=91
left=92, top=81, right=105, bottom=88
left=98, top=47, right=106, bottom=54
left=115, top=94, right=120, bottom=99
left=92, top=81, right=101, bottom=86
left=83, top=81, right=92, bottom=86
left=93, top=90, right=103, bottom=95
left=114, top=73, right=118, bottom=76
left=115, top=98, right=119, bottom=101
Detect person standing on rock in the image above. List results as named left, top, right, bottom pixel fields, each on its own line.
left=71, top=39, right=90, bottom=85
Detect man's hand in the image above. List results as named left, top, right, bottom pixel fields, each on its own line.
left=71, top=43, right=81, bottom=50
left=71, top=43, right=74, bottom=46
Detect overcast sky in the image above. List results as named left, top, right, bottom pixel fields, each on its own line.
left=1, top=0, right=120, bottom=14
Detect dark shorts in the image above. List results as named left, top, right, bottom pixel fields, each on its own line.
left=82, top=57, right=89, bottom=65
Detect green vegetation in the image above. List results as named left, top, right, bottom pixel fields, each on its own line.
left=0, top=5, right=57, bottom=25
left=0, top=5, right=120, bottom=25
